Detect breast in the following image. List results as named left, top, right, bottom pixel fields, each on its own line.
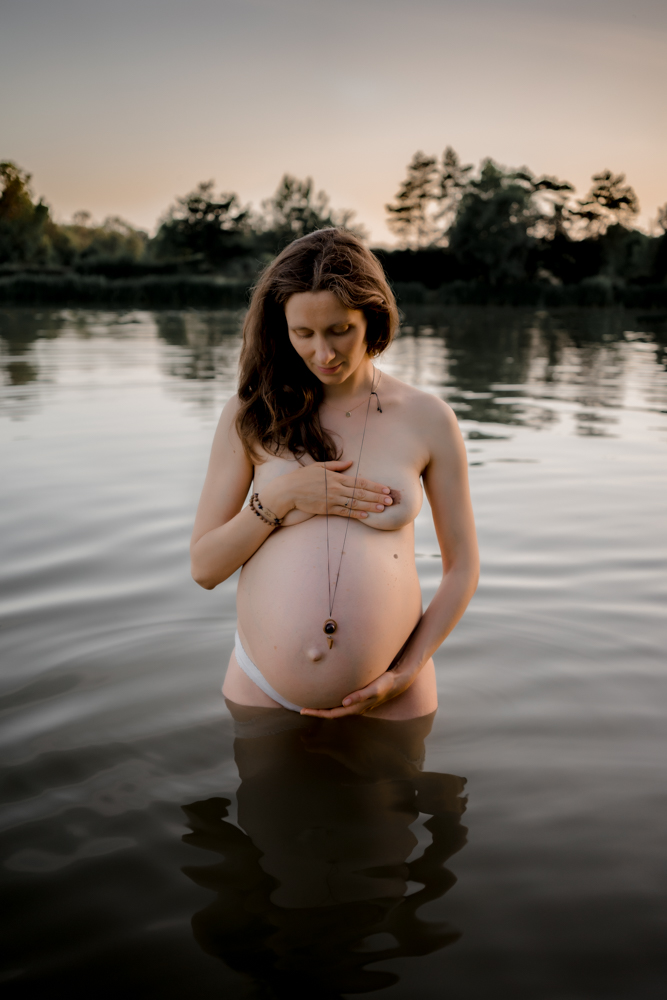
left=352, top=466, right=423, bottom=531
left=253, top=456, right=423, bottom=532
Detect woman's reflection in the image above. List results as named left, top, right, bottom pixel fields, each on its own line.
left=182, top=703, right=467, bottom=996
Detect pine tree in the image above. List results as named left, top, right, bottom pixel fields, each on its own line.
left=385, top=152, right=440, bottom=248
left=571, top=170, right=639, bottom=235
left=436, top=147, right=474, bottom=236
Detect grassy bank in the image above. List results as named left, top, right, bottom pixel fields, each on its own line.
left=0, top=274, right=252, bottom=308
left=392, top=279, right=667, bottom=309
left=0, top=272, right=665, bottom=309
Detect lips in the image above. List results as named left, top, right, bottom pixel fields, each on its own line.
left=317, top=363, right=342, bottom=375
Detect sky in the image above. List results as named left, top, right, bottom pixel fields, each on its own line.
left=1, top=0, right=665, bottom=243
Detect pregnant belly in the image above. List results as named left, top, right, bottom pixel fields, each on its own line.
left=237, top=517, right=422, bottom=709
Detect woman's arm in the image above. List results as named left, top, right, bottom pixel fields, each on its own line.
left=394, top=398, right=479, bottom=676
left=302, top=397, right=479, bottom=717
left=191, top=396, right=396, bottom=589
left=190, top=397, right=264, bottom=589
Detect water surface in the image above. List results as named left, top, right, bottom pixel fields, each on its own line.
left=1, top=306, right=666, bottom=998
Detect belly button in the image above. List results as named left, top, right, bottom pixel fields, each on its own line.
left=306, top=648, right=324, bottom=662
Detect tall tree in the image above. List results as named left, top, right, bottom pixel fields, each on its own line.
left=651, top=203, right=667, bottom=282
left=0, top=162, right=52, bottom=264
left=152, top=181, right=251, bottom=268
left=385, top=152, right=440, bottom=248
left=436, top=147, right=474, bottom=236
left=527, top=175, right=575, bottom=238
left=570, top=170, right=639, bottom=236
left=259, top=174, right=362, bottom=252
left=655, top=204, right=667, bottom=234
left=446, top=159, right=540, bottom=285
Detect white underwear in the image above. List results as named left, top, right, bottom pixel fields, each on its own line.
left=234, top=630, right=303, bottom=713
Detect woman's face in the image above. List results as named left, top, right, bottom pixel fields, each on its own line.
left=285, top=290, right=369, bottom=386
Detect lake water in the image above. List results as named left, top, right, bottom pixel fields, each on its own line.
left=1, top=306, right=666, bottom=999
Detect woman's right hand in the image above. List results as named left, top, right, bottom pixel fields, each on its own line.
left=261, top=460, right=394, bottom=521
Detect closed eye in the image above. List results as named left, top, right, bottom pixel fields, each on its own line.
left=290, top=323, right=353, bottom=337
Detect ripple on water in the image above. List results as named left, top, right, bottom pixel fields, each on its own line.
left=1, top=307, right=666, bottom=996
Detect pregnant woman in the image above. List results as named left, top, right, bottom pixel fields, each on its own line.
left=191, top=228, right=478, bottom=719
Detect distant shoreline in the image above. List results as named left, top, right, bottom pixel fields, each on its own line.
left=0, top=273, right=665, bottom=310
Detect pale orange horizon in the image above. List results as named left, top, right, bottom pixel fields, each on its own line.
left=2, top=0, right=665, bottom=243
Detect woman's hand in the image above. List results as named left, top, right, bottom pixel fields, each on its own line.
left=300, top=666, right=413, bottom=719
left=261, top=460, right=394, bottom=521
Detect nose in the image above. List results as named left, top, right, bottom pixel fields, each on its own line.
left=313, top=334, right=336, bottom=366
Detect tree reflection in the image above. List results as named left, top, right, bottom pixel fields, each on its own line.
left=0, top=308, right=65, bottom=352
left=182, top=706, right=467, bottom=997
left=154, top=310, right=243, bottom=383
left=5, top=359, right=38, bottom=385
left=2, top=307, right=665, bottom=431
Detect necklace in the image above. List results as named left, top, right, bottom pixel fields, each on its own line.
left=330, top=394, right=370, bottom=418
left=323, top=370, right=383, bottom=417
left=321, top=368, right=382, bottom=649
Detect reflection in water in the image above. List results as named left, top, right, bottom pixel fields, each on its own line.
left=5, top=359, right=38, bottom=385
left=0, top=307, right=66, bottom=352
left=182, top=705, right=467, bottom=997
left=2, top=306, right=666, bottom=431
left=154, top=310, right=244, bottom=382
left=1, top=305, right=666, bottom=995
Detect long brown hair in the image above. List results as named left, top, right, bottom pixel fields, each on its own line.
left=236, top=228, right=398, bottom=462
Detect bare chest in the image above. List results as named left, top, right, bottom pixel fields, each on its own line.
left=253, top=412, right=426, bottom=531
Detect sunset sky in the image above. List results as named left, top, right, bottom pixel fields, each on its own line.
left=1, top=0, right=665, bottom=243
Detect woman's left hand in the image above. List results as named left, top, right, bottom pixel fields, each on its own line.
left=300, top=667, right=412, bottom=719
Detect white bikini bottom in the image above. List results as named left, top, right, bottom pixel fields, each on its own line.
left=234, top=630, right=302, bottom=713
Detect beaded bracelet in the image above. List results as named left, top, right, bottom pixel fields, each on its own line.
left=248, top=492, right=282, bottom=527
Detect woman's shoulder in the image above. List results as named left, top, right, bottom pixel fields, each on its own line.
left=219, top=392, right=243, bottom=418
left=380, top=373, right=462, bottom=467
left=211, top=394, right=253, bottom=462
left=212, top=393, right=243, bottom=443
left=380, top=372, right=457, bottom=425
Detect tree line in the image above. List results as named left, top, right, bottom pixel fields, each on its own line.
left=1, top=153, right=666, bottom=306
left=380, top=148, right=666, bottom=294
left=0, top=163, right=359, bottom=279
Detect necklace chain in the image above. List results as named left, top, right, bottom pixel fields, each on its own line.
left=322, top=368, right=380, bottom=634
left=322, top=369, right=382, bottom=418
left=325, top=394, right=368, bottom=418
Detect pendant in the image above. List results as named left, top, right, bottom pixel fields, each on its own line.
left=345, top=411, right=351, bottom=417
left=323, top=618, right=337, bottom=649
